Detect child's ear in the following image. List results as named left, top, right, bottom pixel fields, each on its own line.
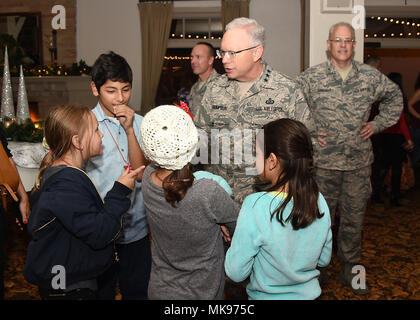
left=71, top=135, right=83, bottom=151
left=91, top=81, right=99, bottom=97
left=268, top=153, right=279, bottom=170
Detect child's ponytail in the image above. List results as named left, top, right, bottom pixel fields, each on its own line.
left=33, top=151, right=54, bottom=190
left=161, top=164, right=194, bottom=207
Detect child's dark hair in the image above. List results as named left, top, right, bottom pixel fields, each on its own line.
left=91, top=51, right=132, bottom=92
left=259, top=118, right=324, bottom=230
left=161, top=164, right=194, bottom=208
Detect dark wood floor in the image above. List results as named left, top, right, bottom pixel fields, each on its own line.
left=3, top=182, right=420, bottom=300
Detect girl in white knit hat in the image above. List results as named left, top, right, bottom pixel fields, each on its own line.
left=140, top=104, right=238, bottom=300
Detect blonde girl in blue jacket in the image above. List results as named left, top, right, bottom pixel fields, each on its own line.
left=24, top=105, right=143, bottom=300
left=225, top=118, right=332, bottom=300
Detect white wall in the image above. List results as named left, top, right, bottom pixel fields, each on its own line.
left=307, top=0, right=365, bottom=67
left=250, top=0, right=302, bottom=77
left=76, top=0, right=142, bottom=112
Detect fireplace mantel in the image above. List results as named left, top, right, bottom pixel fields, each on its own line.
left=9, top=76, right=97, bottom=119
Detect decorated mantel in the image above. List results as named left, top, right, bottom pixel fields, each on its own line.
left=2, top=53, right=96, bottom=121
left=1, top=47, right=48, bottom=191
left=10, top=74, right=97, bottom=120
left=1, top=44, right=99, bottom=190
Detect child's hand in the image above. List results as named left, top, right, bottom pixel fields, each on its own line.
left=19, top=196, right=30, bottom=225
left=220, top=225, right=231, bottom=242
left=117, top=165, right=145, bottom=190
left=114, top=105, right=135, bottom=133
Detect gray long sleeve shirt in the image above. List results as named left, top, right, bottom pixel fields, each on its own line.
left=141, top=165, right=238, bottom=300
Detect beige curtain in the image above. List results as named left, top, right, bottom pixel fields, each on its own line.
left=138, top=1, right=173, bottom=114
left=221, top=0, right=250, bottom=31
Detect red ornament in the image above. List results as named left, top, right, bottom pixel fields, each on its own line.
left=174, top=101, right=194, bottom=120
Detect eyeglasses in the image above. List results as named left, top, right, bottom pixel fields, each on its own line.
left=328, top=38, right=355, bottom=44
left=216, top=45, right=260, bottom=59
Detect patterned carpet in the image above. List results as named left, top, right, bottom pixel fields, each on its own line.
left=2, top=185, right=419, bottom=300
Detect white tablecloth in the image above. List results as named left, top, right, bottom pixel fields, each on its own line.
left=8, top=141, right=48, bottom=168
left=8, top=141, right=48, bottom=191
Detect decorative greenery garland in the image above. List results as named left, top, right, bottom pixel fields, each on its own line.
left=0, top=118, right=44, bottom=143
left=6, top=60, right=92, bottom=77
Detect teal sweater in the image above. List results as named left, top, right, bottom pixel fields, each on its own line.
left=225, top=192, right=332, bottom=300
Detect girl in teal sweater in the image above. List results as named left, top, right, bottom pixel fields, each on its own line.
left=225, top=118, right=332, bottom=300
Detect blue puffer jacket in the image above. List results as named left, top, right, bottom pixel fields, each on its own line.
left=24, top=166, right=132, bottom=289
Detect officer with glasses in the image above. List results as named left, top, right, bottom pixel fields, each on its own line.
left=296, top=22, right=402, bottom=295
left=195, top=17, right=315, bottom=208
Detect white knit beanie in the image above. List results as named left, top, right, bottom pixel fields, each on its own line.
left=140, top=105, right=198, bottom=170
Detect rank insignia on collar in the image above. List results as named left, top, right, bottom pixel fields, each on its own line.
left=266, top=98, right=274, bottom=104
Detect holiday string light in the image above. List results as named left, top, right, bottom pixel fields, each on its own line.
left=164, top=56, right=221, bottom=60
left=164, top=56, right=192, bottom=60
left=370, top=15, right=420, bottom=26
left=365, top=31, right=420, bottom=38
left=170, top=34, right=221, bottom=40
left=3, top=61, right=92, bottom=78
left=365, top=15, right=420, bottom=38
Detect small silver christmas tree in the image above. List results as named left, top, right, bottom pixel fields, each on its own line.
left=1, top=46, right=15, bottom=121
left=16, top=65, right=30, bottom=123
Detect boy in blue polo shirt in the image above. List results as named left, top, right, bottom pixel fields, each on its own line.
left=85, top=51, right=150, bottom=300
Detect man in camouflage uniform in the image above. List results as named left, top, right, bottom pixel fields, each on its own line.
left=189, top=42, right=220, bottom=119
left=296, top=22, right=402, bottom=294
left=195, top=17, right=314, bottom=207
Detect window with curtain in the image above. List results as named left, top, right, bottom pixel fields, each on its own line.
left=169, top=17, right=223, bottom=40
left=155, top=0, right=225, bottom=106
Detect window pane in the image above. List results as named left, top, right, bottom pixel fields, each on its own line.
left=210, top=18, right=223, bottom=38
left=169, top=18, right=223, bottom=39
left=170, top=19, right=183, bottom=38
left=185, top=18, right=209, bottom=38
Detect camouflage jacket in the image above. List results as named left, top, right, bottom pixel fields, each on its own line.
left=194, top=62, right=314, bottom=204
left=189, top=69, right=220, bottom=119
left=196, top=62, right=313, bottom=132
left=296, top=60, right=402, bottom=171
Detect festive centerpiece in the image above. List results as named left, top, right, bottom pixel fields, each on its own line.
left=1, top=46, right=43, bottom=142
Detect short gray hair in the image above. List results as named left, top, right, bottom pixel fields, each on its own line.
left=328, top=22, right=355, bottom=40
left=225, top=17, right=265, bottom=47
